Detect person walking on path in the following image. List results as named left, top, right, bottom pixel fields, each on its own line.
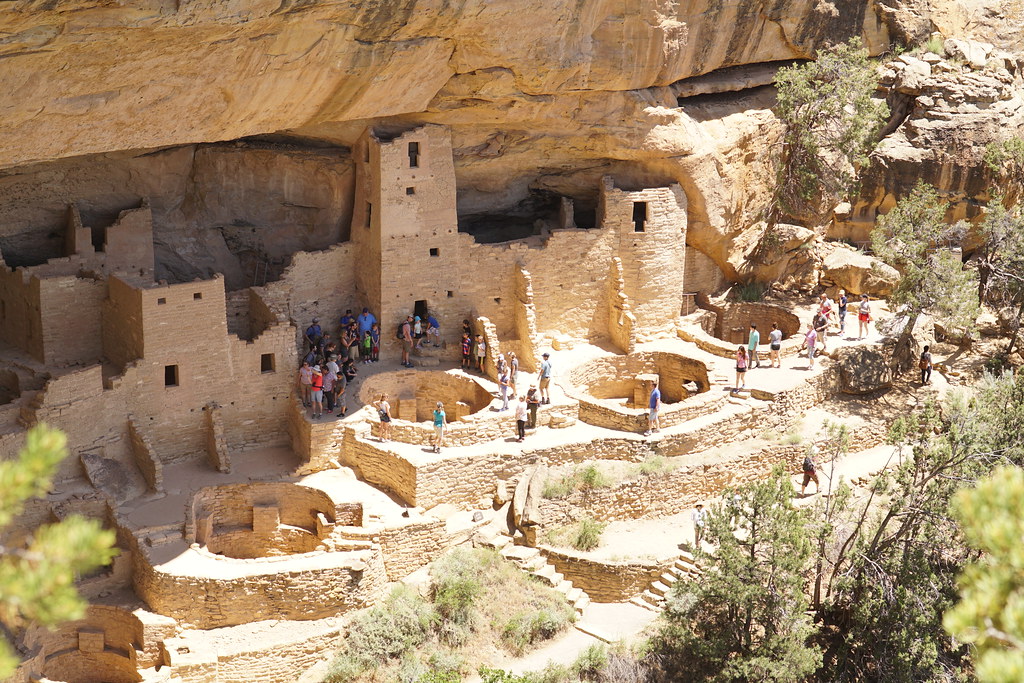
left=801, top=323, right=818, bottom=369
left=515, top=395, right=528, bottom=442
left=538, top=352, right=553, bottom=404
left=431, top=402, right=446, bottom=453
left=309, top=365, right=324, bottom=419
left=768, top=322, right=783, bottom=368
left=837, top=289, right=848, bottom=335
left=526, top=385, right=541, bottom=429
left=748, top=324, right=761, bottom=368
left=509, top=352, right=520, bottom=396
left=858, top=294, right=872, bottom=340
left=813, top=310, right=829, bottom=352
left=645, top=379, right=661, bottom=436
left=691, top=504, right=707, bottom=549
left=920, top=345, right=933, bottom=385
left=498, top=366, right=511, bottom=411
left=373, top=393, right=393, bottom=443
left=401, top=316, right=414, bottom=368
left=801, top=446, right=820, bottom=496
left=298, top=360, right=313, bottom=407
left=734, top=346, right=748, bottom=391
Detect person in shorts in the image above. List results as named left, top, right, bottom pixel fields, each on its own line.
left=298, top=360, right=313, bottom=407
left=309, top=365, right=324, bottom=419
left=461, top=332, right=472, bottom=369
left=768, top=322, right=783, bottom=368
left=858, top=294, right=872, bottom=340
left=734, top=346, right=748, bottom=391
left=645, top=379, right=661, bottom=436
left=431, top=401, right=446, bottom=453
left=526, top=384, right=541, bottom=429
left=373, top=393, right=392, bottom=443
left=801, top=446, right=820, bottom=495
left=538, top=352, right=552, bottom=404
left=802, top=323, right=818, bottom=369
left=748, top=324, right=761, bottom=369
left=837, top=289, right=848, bottom=335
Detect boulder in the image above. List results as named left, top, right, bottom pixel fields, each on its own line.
left=821, top=248, right=899, bottom=297
left=943, top=38, right=993, bottom=69
left=511, top=465, right=546, bottom=533
left=834, top=345, right=894, bottom=394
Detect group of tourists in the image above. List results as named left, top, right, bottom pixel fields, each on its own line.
left=733, top=291, right=875, bottom=388
left=297, top=308, right=381, bottom=419
left=370, top=351, right=555, bottom=450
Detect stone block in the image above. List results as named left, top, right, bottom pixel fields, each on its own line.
left=78, top=629, right=104, bottom=653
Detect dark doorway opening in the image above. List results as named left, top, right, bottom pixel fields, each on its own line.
left=414, top=300, right=428, bottom=320
left=632, top=202, right=648, bottom=232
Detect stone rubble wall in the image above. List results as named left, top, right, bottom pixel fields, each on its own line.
left=539, top=545, right=673, bottom=603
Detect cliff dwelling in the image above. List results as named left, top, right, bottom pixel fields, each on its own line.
left=2, top=2, right=1024, bottom=682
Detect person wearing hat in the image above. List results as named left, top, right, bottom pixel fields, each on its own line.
left=537, top=352, right=553, bottom=404
left=401, top=316, right=414, bottom=368
left=309, top=364, right=324, bottom=419
left=413, top=315, right=425, bottom=349
left=304, top=317, right=322, bottom=351
left=526, top=384, right=541, bottom=429
left=431, top=401, right=446, bottom=453
left=357, top=307, right=377, bottom=337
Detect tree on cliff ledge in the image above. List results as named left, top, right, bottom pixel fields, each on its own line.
left=0, top=425, right=118, bottom=677
left=774, top=38, right=889, bottom=225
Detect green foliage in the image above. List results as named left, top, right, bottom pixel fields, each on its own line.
left=572, top=644, right=608, bottom=680
left=649, top=467, right=820, bottom=681
left=945, top=466, right=1024, bottom=682
left=501, top=607, right=574, bottom=656
left=922, top=35, right=946, bottom=56
left=636, top=455, right=678, bottom=477
left=871, top=182, right=979, bottom=334
left=735, top=281, right=767, bottom=302
left=774, top=38, right=890, bottom=222
left=324, top=586, right=437, bottom=682
left=431, top=549, right=482, bottom=630
left=971, top=199, right=1024, bottom=353
left=541, top=465, right=612, bottom=499
left=416, top=671, right=462, bottom=683
left=571, top=517, right=606, bottom=552
left=0, top=425, right=119, bottom=678
left=983, top=137, right=1024, bottom=182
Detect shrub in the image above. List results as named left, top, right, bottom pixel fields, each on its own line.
left=577, top=464, right=611, bottom=490
left=542, top=465, right=612, bottom=498
left=572, top=517, right=606, bottom=552
left=637, top=455, right=677, bottom=477
left=324, top=586, right=436, bottom=682
left=736, top=281, right=767, bottom=302
left=501, top=608, right=574, bottom=656
left=573, top=644, right=608, bottom=680
left=431, top=549, right=483, bottom=626
left=427, top=649, right=464, bottom=676
left=922, top=35, right=945, bottom=56
left=542, top=474, right=575, bottom=499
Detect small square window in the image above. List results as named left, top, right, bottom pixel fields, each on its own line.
left=261, top=353, right=275, bottom=373
left=157, top=297, right=167, bottom=305
left=447, top=291, right=454, bottom=298
left=406, top=187, right=415, bottom=195
left=193, top=292, right=202, bottom=300
left=164, top=365, right=179, bottom=387
left=429, top=248, right=439, bottom=257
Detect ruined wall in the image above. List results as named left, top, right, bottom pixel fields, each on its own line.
left=0, top=268, right=43, bottom=362
left=39, top=275, right=107, bottom=367
left=539, top=546, right=671, bottom=602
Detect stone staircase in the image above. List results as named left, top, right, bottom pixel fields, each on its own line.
left=476, top=532, right=591, bottom=615
left=631, top=551, right=702, bottom=612
left=411, top=342, right=448, bottom=367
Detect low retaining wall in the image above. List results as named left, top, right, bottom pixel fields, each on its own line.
left=539, top=546, right=672, bottom=602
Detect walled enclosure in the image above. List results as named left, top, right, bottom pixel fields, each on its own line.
left=703, top=301, right=801, bottom=345
left=357, top=369, right=494, bottom=421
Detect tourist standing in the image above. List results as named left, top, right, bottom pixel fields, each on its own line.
left=538, top=352, right=553, bottom=404
left=691, top=504, right=707, bottom=549
left=509, top=352, right=520, bottom=396
left=498, top=366, right=511, bottom=411
left=802, top=323, right=818, bottom=370
left=432, top=401, right=446, bottom=453
left=322, top=365, right=337, bottom=414
left=298, top=360, right=313, bottom=407
left=357, top=307, right=376, bottom=337
left=374, top=393, right=392, bottom=443
left=837, top=289, right=848, bottom=335
left=645, top=379, right=661, bottom=436
left=813, top=310, right=829, bottom=352
left=304, top=317, right=322, bottom=351
left=412, top=316, right=425, bottom=349
left=361, top=330, right=372, bottom=364
left=309, top=365, right=324, bottom=419
left=475, top=334, right=487, bottom=374
left=401, top=316, right=414, bottom=368
left=858, top=294, right=872, bottom=339
left=515, top=396, right=528, bottom=442
left=526, top=384, right=541, bottom=429
left=461, top=332, right=472, bottom=370
left=920, top=345, right=933, bottom=385
left=370, top=323, right=381, bottom=362
left=768, top=322, right=783, bottom=368
left=748, top=324, right=761, bottom=369
left=734, top=346, right=748, bottom=391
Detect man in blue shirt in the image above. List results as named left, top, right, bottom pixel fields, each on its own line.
left=304, top=318, right=322, bottom=351
left=645, top=379, right=661, bottom=436
left=340, top=309, right=354, bottom=329
left=357, top=307, right=377, bottom=337
left=537, top=352, right=553, bottom=404
left=426, top=314, right=440, bottom=347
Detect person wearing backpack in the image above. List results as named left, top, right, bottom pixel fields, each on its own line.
left=919, top=345, right=933, bottom=385
left=801, top=446, right=820, bottom=496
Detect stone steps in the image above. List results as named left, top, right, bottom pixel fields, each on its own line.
left=482, top=536, right=592, bottom=616
left=632, top=552, right=705, bottom=612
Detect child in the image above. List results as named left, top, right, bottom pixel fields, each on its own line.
left=461, top=332, right=472, bottom=369
left=475, top=334, right=486, bottom=373
left=361, top=330, right=372, bottom=364
left=370, top=323, right=380, bottom=362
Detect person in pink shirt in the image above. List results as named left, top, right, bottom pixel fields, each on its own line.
left=802, top=323, right=818, bottom=370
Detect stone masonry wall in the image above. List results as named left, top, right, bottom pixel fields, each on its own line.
left=539, top=546, right=672, bottom=602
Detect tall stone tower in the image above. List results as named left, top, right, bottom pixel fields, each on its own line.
left=350, top=125, right=462, bottom=356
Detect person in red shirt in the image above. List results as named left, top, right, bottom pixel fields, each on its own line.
left=309, top=365, right=324, bottom=419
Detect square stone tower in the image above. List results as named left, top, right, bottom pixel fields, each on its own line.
left=351, top=125, right=462, bottom=352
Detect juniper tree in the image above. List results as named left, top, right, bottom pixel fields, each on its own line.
left=0, top=425, right=118, bottom=677
left=774, top=38, right=889, bottom=224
